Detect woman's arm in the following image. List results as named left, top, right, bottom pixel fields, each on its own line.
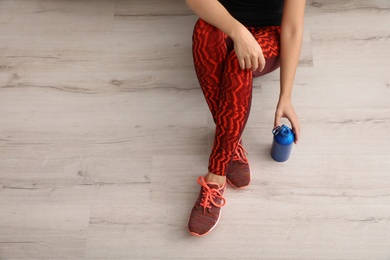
left=185, top=0, right=266, bottom=71
left=274, top=0, right=306, bottom=143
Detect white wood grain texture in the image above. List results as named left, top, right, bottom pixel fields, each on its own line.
left=0, top=203, right=90, bottom=258
left=115, top=0, right=192, bottom=16
left=1, top=0, right=390, bottom=259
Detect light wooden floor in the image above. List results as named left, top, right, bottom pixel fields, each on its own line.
left=1, top=0, right=390, bottom=259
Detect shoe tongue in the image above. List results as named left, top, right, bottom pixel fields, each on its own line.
left=206, top=182, right=220, bottom=190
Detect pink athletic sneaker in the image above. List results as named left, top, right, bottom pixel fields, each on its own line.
left=226, top=142, right=251, bottom=189
left=188, top=176, right=226, bottom=236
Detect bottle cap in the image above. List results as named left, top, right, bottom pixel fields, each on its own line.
left=272, top=125, right=295, bottom=145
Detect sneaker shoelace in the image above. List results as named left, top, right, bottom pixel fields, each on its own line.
left=233, top=143, right=248, bottom=164
left=197, top=176, right=226, bottom=214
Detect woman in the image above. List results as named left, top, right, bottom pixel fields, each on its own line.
left=186, top=0, right=305, bottom=236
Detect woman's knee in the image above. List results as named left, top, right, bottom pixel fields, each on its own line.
left=253, top=56, right=280, bottom=78
left=193, top=18, right=223, bottom=39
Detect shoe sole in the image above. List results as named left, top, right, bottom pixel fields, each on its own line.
left=188, top=209, right=222, bottom=237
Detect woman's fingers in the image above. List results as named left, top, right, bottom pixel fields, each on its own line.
left=244, top=53, right=266, bottom=72
left=244, top=56, right=252, bottom=70
left=251, top=56, right=258, bottom=71
left=239, top=53, right=264, bottom=71
left=274, top=113, right=281, bottom=128
left=238, top=57, right=246, bottom=70
left=234, top=40, right=264, bottom=70
left=259, top=55, right=266, bottom=72
left=292, top=120, right=300, bottom=144
left=274, top=101, right=300, bottom=144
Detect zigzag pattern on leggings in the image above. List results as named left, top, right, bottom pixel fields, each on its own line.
left=192, top=20, right=228, bottom=122
left=249, top=26, right=281, bottom=59
left=208, top=53, right=253, bottom=175
left=192, top=19, right=281, bottom=176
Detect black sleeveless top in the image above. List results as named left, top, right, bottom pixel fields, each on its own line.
left=218, top=0, right=284, bottom=28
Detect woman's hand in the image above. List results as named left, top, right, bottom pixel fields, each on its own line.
left=231, top=27, right=266, bottom=72
left=185, top=0, right=265, bottom=71
left=274, top=98, right=300, bottom=144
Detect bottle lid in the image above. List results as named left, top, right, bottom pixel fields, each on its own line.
left=272, top=125, right=295, bottom=145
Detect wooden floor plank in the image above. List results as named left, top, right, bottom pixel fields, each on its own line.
left=0, top=0, right=390, bottom=259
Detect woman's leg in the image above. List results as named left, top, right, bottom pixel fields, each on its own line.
left=192, top=21, right=281, bottom=177
left=188, top=19, right=237, bottom=236
left=192, top=19, right=250, bottom=177
left=208, top=50, right=253, bottom=176
left=192, top=18, right=229, bottom=123
left=209, top=26, right=282, bottom=177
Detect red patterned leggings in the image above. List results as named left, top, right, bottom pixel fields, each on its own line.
left=192, top=19, right=281, bottom=176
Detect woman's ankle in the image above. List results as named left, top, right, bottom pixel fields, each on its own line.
left=204, top=172, right=226, bottom=187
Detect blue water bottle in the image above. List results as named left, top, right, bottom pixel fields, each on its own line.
left=271, top=125, right=295, bottom=162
